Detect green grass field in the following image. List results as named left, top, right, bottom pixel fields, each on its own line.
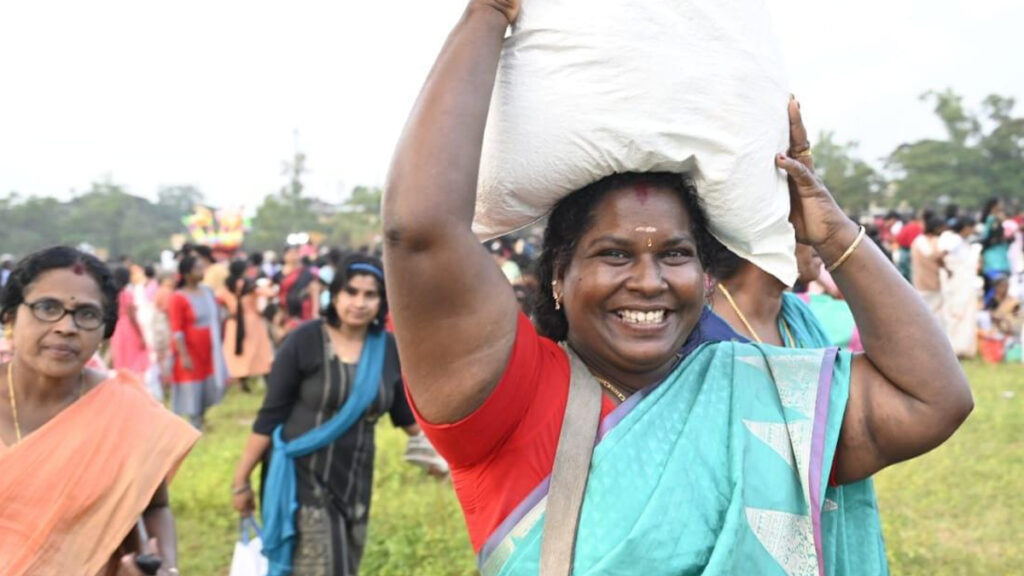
left=172, top=360, right=1021, bottom=575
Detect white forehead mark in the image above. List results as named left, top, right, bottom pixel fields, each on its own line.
left=634, top=227, right=657, bottom=233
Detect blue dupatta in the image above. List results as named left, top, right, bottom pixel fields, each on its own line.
left=261, top=328, right=386, bottom=576
left=480, top=342, right=887, bottom=576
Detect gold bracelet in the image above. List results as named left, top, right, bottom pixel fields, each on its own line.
left=826, top=226, right=866, bottom=273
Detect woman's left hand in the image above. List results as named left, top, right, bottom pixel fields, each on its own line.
left=115, top=538, right=172, bottom=576
left=775, top=97, right=856, bottom=248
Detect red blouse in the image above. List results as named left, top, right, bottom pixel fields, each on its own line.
left=167, top=291, right=213, bottom=384
left=408, top=313, right=615, bottom=552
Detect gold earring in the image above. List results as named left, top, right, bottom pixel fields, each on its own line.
left=3, top=323, right=11, bottom=341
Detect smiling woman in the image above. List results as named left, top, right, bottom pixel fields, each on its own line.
left=230, top=253, right=434, bottom=576
left=382, top=1, right=973, bottom=575
left=0, top=246, right=198, bottom=576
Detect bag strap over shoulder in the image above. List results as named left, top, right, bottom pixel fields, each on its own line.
left=540, top=345, right=603, bottom=576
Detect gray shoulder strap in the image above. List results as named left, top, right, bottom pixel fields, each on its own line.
left=540, top=345, right=603, bottom=576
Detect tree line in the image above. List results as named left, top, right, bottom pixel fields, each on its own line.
left=1, top=90, right=1020, bottom=261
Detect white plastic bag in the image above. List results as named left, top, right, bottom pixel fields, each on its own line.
left=229, top=517, right=268, bottom=576
left=475, top=0, right=797, bottom=284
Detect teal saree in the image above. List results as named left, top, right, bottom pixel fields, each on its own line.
left=783, top=292, right=862, bottom=351
left=480, top=342, right=887, bottom=576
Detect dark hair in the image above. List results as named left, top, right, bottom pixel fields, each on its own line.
left=144, top=265, right=156, bottom=280
left=981, top=198, right=1001, bottom=222
left=703, top=235, right=746, bottom=282
left=323, top=247, right=345, bottom=269
left=534, top=172, right=714, bottom=341
left=324, top=253, right=388, bottom=331
left=112, top=266, right=132, bottom=291
left=191, top=244, right=214, bottom=261
left=225, top=259, right=249, bottom=291
left=177, top=254, right=199, bottom=289
left=249, top=252, right=264, bottom=267
left=228, top=259, right=247, bottom=278
left=924, top=216, right=945, bottom=235
left=0, top=246, right=120, bottom=339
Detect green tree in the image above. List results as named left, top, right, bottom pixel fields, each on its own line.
left=0, top=181, right=194, bottom=262
left=887, top=90, right=1024, bottom=208
left=328, top=186, right=383, bottom=249
left=247, top=151, right=328, bottom=252
left=813, top=131, right=885, bottom=214
left=0, top=192, right=68, bottom=255
left=64, top=181, right=137, bottom=258
left=157, top=184, right=205, bottom=215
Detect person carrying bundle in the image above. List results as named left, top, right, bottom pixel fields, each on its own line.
left=383, top=1, right=973, bottom=575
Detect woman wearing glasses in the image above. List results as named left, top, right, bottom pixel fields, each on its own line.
left=0, top=246, right=198, bottom=576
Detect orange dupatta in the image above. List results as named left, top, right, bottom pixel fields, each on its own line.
left=0, top=371, right=200, bottom=576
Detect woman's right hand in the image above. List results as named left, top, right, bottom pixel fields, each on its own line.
left=471, top=0, right=520, bottom=25
left=232, top=485, right=255, bottom=516
left=180, top=353, right=194, bottom=372
left=115, top=539, right=162, bottom=576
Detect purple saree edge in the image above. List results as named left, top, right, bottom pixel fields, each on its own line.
left=810, top=346, right=839, bottom=576
left=476, top=476, right=552, bottom=567
left=476, top=387, right=650, bottom=567
left=597, top=383, right=649, bottom=441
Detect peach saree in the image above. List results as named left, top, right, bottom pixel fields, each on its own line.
left=0, top=371, right=199, bottom=576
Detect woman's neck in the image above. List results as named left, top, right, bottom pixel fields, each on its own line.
left=568, top=340, right=675, bottom=397
left=9, top=357, right=82, bottom=409
left=712, top=264, right=786, bottom=344
left=330, top=321, right=370, bottom=342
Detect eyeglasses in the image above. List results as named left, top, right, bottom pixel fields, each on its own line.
left=22, top=298, right=105, bottom=331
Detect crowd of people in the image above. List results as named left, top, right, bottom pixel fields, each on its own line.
left=0, top=202, right=1016, bottom=576
left=0, top=1, right=1014, bottom=574
left=0, top=242, right=447, bottom=576
left=873, top=198, right=1024, bottom=362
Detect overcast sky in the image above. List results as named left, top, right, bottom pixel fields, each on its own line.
left=1, top=0, right=1021, bottom=209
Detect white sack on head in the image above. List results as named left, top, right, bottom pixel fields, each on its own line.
left=474, top=0, right=797, bottom=285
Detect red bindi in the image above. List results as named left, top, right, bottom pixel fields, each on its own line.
left=72, top=263, right=85, bottom=275
left=633, top=184, right=650, bottom=203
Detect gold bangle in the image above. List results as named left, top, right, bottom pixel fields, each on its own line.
left=826, top=226, right=866, bottom=273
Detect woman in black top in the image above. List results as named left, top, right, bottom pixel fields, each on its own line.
left=232, top=253, right=422, bottom=576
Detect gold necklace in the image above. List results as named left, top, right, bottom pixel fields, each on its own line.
left=7, top=362, right=21, bottom=443
left=716, top=283, right=799, bottom=348
left=716, top=283, right=764, bottom=344
left=5, top=362, right=85, bottom=444
left=594, top=376, right=628, bottom=402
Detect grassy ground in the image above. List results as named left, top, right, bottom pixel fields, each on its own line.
left=172, top=360, right=1021, bottom=575
left=872, top=360, right=1022, bottom=574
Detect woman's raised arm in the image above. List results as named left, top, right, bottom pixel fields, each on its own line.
left=779, top=99, right=973, bottom=484
left=383, top=1, right=521, bottom=424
